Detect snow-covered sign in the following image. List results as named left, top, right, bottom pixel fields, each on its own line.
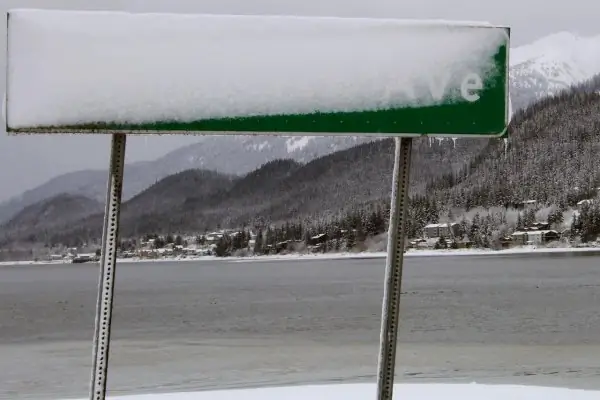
left=5, top=10, right=510, bottom=137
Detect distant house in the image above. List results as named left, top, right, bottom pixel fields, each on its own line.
left=424, top=223, right=461, bottom=239
left=529, top=221, right=550, bottom=230
left=512, top=200, right=537, bottom=210
left=527, top=231, right=544, bottom=245
left=275, top=240, right=292, bottom=252
left=543, top=230, right=561, bottom=242
left=205, top=233, right=224, bottom=244
left=309, top=233, right=328, bottom=246
left=511, top=230, right=559, bottom=246
left=511, top=231, right=528, bottom=245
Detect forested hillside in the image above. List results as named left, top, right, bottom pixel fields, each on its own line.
left=0, top=194, right=102, bottom=242
left=429, top=87, right=600, bottom=210
left=1, top=137, right=486, bottom=247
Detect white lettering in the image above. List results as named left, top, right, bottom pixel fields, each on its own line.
left=460, top=73, right=483, bottom=102
left=386, top=72, right=484, bottom=104
left=428, top=72, right=452, bottom=101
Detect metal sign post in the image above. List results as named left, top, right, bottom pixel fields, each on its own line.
left=376, top=137, right=413, bottom=400
left=89, top=134, right=127, bottom=400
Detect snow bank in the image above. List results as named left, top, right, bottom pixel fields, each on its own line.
left=229, top=246, right=600, bottom=262
left=58, top=383, right=599, bottom=400
left=7, top=9, right=507, bottom=130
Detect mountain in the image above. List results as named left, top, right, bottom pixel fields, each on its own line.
left=1, top=136, right=489, bottom=246
left=509, top=32, right=600, bottom=111
left=0, top=193, right=103, bottom=241
left=0, top=169, right=235, bottom=246
left=4, top=30, right=600, bottom=225
left=0, top=135, right=374, bottom=224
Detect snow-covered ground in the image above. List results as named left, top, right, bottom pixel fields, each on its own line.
left=2, top=246, right=600, bottom=266
left=60, top=383, right=599, bottom=399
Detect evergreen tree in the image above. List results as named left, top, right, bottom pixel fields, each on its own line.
left=175, top=235, right=183, bottom=246
left=254, top=229, right=263, bottom=254
left=523, top=208, right=536, bottom=227
left=334, top=238, right=341, bottom=251
left=516, top=212, right=523, bottom=230
left=215, top=235, right=231, bottom=257
left=570, top=214, right=579, bottom=241
left=346, top=229, right=356, bottom=250
left=435, top=236, right=447, bottom=249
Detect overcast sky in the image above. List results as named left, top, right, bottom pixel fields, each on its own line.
left=1, top=0, right=600, bottom=201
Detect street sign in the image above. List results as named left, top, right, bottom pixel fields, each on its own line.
left=6, top=10, right=509, bottom=137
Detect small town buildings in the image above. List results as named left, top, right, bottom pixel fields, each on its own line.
left=423, top=223, right=461, bottom=239
left=510, top=230, right=560, bottom=246
left=511, top=231, right=528, bottom=245
left=308, top=233, right=328, bottom=246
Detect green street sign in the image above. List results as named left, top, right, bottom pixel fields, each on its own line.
left=5, top=10, right=510, bottom=137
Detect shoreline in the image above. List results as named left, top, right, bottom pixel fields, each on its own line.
left=2, top=246, right=600, bottom=266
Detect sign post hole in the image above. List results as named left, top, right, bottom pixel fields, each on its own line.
left=5, top=9, right=510, bottom=400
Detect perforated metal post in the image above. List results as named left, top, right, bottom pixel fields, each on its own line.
left=89, top=134, right=127, bottom=400
left=376, top=137, right=413, bottom=400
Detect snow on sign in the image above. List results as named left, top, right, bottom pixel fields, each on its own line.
left=5, top=9, right=510, bottom=137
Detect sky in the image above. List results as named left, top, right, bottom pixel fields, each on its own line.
left=1, top=0, right=600, bottom=201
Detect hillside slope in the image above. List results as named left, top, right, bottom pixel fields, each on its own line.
left=0, top=136, right=374, bottom=224
left=430, top=79, right=600, bottom=210
left=0, top=194, right=103, bottom=240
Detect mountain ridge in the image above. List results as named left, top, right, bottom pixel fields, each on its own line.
left=0, top=136, right=489, bottom=246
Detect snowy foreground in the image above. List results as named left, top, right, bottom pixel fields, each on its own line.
left=2, top=246, right=600, bottom=266
left=61, top=383, right=599, bottom=400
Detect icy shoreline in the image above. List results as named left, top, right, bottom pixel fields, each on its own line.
left=2, top=246, right=600, bottom=266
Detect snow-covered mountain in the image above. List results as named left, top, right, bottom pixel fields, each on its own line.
left=3, top=30, right=600, bottom=224
left=510, top=31, right=600, bottom=111
left=0, top=135, right=376, bottom=223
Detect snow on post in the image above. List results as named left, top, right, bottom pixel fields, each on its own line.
left=5, top=10, right=510, bottom=137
